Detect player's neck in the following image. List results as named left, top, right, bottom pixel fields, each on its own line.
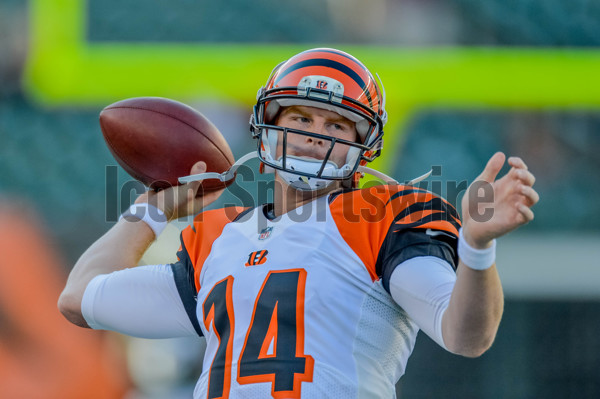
left=272, top=175, right=339, bottom=217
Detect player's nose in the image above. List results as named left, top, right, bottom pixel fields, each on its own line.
left=304, top=135, right=325, bottom=146
left=305, top=122, right=327, bottom=146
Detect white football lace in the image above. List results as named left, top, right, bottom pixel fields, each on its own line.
left=178, top=151, right=432, bottom=186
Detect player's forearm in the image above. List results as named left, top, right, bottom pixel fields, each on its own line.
left=58, top=219, right=155, bottom=327
left=441, top=262, right=504, bottom=357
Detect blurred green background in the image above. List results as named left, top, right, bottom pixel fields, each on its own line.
left=1, top=0, right=599, bottom=397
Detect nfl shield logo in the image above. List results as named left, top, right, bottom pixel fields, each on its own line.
left=258, top=226, right=273, bottom=240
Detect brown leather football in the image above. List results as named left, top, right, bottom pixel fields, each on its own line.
left=99, top=97, right=235, bottom=192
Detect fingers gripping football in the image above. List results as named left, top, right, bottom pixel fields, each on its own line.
left=461, top=152, right=539, bottom=248
left=135, top=161, right=225, bottom=221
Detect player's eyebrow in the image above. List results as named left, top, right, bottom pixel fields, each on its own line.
left=327, top=114, right=353, bottom=125
left=280, top=106, right=310, bottom=118
left=282, top=106, right=353, bottom=126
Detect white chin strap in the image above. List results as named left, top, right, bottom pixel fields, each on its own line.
left=179, top=151, right=432, bottom=189
left=276, top=156, right=341, bottom=191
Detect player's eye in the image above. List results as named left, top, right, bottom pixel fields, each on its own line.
left=329, top=123, right=345, bottom=131
left=288, top=115, right=311, bottom=125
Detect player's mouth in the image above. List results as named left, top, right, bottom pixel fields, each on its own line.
left=285, top=144, right=331, bottom=163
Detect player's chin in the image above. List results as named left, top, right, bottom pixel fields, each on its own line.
left=276, top=175, right=341, bottom=197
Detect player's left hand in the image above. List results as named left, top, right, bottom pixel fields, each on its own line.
left=461, top=152, right=539, bottom=249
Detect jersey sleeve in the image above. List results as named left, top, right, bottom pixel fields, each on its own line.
left=388, top=256, right=456, bottom=350
left=375, top=186, right=461, bottom=294
left=81, top=264, right=199, bottom=338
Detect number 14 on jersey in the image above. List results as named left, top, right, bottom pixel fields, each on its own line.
left=202, top=269, right=314, bottom=399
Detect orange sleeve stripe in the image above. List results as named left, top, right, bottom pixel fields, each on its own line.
left=182, top=206, right=248, bottom=292
left=180, top=226, right=199, bottom=262
left=394, top=209, right=460, bottom=228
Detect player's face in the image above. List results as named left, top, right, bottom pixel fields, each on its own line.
left=275, top=105, right=358, bottom=167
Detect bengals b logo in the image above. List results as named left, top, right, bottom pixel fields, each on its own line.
left=316, top=80, right=328, bottom=89
left=245, top=250, right=268, bottom=266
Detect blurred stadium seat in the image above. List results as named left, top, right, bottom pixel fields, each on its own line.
left=87, top=0, right=334, bottom=43
left=453, top=0, right=600, bottom=46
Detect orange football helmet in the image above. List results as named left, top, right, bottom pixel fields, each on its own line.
left=250, top=48, right=387, bottom=190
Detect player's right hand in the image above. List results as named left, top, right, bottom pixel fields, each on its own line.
left=461, top=152, right=539, bottom=249
left=135, top=161, right=225, bottom=222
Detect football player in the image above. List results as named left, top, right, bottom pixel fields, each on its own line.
left=59, top=48, right=539, bottom=398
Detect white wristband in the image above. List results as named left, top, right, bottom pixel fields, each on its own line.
left=458, top=228, right=496, bottom=270
left=119, top=203, right=168, bottom=239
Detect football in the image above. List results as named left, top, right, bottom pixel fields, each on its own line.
left=99, top=97, right=235, bottom=192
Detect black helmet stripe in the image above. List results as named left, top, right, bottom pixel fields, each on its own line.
left=304, top=48, right=366, bottom=68
left=274, top=58, right=373, bottom=108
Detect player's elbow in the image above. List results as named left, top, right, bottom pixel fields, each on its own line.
left=453, top=341, right=493, bottom=358
left=57, top=289, right=90, bottom=328
left=446, top=331, right=496, bottom=358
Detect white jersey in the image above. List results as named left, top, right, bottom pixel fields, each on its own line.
left=169, top=184, right=461, bottom=399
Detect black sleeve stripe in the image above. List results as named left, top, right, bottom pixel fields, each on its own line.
left=394, top=197, right=460, bottom=223
left=171, top=234, right=203, bottom=337
left=172, top=262, right=203, bottom=336
left=393, top=212, right=461, bottom=232
left=385, top=188, right=430, bottom=206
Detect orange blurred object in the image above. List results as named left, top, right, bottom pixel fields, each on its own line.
left=0, top=201, right=131, bottom=399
